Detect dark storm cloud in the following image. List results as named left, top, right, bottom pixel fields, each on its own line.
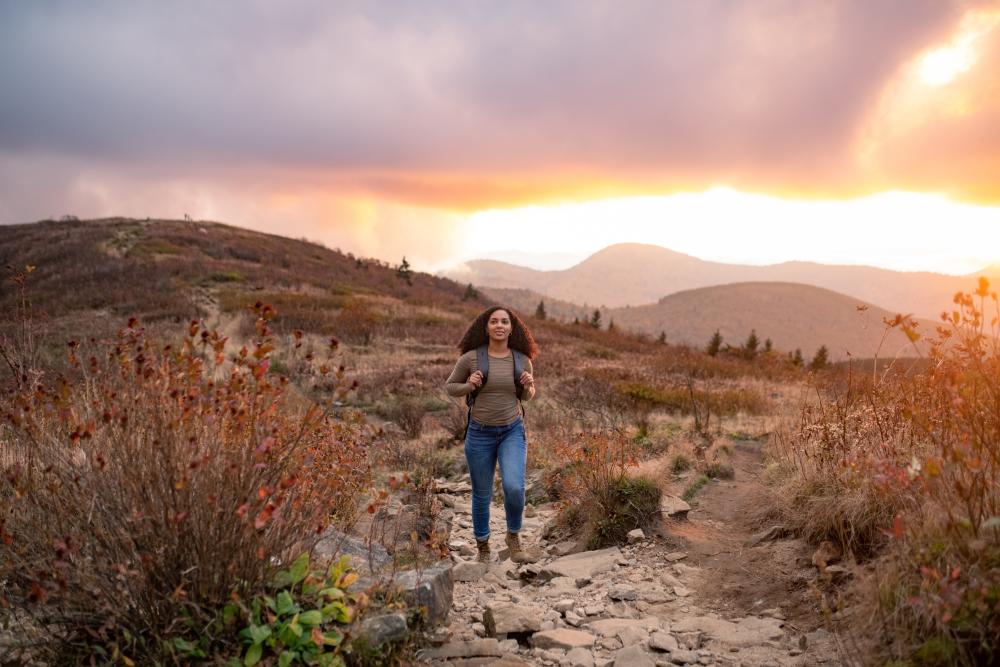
left=0, top=0, right=971, bottom=178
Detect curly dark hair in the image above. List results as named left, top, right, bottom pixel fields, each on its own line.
left=458, top=305, right=539, bottom=358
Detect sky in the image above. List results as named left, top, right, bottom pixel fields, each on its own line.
left=2, top=1, right=1000, bottom=274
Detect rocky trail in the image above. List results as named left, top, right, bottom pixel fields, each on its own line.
left=415, top=440, right=844, bottom=667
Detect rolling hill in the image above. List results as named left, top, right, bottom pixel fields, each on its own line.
left=0, top=217, right=483, bottom=351
left=444, top=243, right=995, bottom=318
left=608, top=282, right=934, bottom=361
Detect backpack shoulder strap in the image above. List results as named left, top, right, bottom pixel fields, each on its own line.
left=511, top=349, right=526, bottom=400
left=466, top=346, right=490, bottom=407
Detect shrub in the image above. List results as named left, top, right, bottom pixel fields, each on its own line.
left=703, top=461, right=735, bottom=480
left=669, top=453, right=693, bottom=474
left=681, top=474, right=710, bottom=502
left=378, top=396, right=427, bottom=439
left=438, top=403, right=469, bottom=443
left=587, top=476, right=662, bottom=549
left=0, top=307, right=371, bottom=662
left=552, top=432, right=661, bottom=547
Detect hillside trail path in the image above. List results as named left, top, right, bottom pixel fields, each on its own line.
left=417, top=440, right=844, bottom=667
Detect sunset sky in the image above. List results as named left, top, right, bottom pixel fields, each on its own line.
left=2, top=1, right=1000, bottom=274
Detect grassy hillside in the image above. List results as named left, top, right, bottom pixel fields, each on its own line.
left=0, top=217, right=480, bottom=350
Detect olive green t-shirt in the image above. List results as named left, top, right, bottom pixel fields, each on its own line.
left=445, top=349, right=535, bottom=426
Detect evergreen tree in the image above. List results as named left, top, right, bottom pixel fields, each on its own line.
left=573, top=317, right=580, bottom=325
left=590, top=309, right=602, bottom=329
left=608, top=318, right=616, bottom=332
left=792, top=348, right=804, bottom=366
left=535, top=300, right=547, bottom=319
left=658, top=331, right=667, bottom=344
left=810, top=345, right=829, bottom=371
left=764, top=338, right=773, bottom=353
left=396, top=257, right=413, bottom=285
left=743, top=329, right=760, bottom=360
left=706, top=330, right=723, bottom=357
left=462, top=283, right=478, bottom=301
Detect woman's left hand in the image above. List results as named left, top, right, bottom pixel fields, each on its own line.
left=519, top=371, right=534, bottom=387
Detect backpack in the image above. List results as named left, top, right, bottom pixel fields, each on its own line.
left=464, top=345, right=527, bottom=437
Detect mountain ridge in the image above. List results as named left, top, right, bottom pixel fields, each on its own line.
left=443, top=242, right=995, bottom=318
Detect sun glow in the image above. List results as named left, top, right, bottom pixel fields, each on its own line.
left=918, top=47, right=974, bottom=86
left=916, top=10, right=999, bottom=86
left=457, top=188, right=1000, bottom=275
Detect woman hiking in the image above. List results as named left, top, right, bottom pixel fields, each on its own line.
left=445, top=306, right=538, bottom=563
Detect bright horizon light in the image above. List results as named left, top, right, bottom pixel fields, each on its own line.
left=450, top=187, right=1000, bottom=275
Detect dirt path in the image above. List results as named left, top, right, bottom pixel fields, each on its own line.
left=675, top=440, right=830, bottom=632
left=419, top=437, right=845, bottom=666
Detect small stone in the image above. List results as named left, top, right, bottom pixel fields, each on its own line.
left=599, top=637, right=623, bottom=650
left=357, top=612, right=408, bottom=648
left=554, top=599, right=576, bottom=613
left=670, top=649, right=698, bottom=664
left=566, top=610, right=584, bottom=627
left=585, top=605, right=604, bottom=616
left=500, top=638, right=520, bottom=652
left=660, top=495, right=691, bottom=520
left=664, top=552, right=687, bottom=562
left=566, top=646, right=596, bottom=667
left=627, top=528, right=645, bottom=544
left=614, top=644, right=655, bottom=667
left=616, top=626, right=646, bottom=647
left=473, top=622, right=487, bottom=637
left=673, top=585, right=691, bottom=597
left=453, top=561, right=490, bottom=582
left=649, top=632, right=679, bottom=652
left=608, top=585, right=638, bottom=601
left=789, top=648, right=803, bottom=656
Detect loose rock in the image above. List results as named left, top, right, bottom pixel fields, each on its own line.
left=530, top=628, right=597, bottom=650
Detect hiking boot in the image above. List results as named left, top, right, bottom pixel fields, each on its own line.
left=505, top=532, right=530, bottom=564
left=476, top=539, right=491, bottom=563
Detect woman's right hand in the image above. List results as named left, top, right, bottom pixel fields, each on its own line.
left=468, top=370, right=484, bottom=389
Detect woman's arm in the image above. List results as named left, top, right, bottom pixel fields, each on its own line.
left=445, top=354, right=475, bottom=397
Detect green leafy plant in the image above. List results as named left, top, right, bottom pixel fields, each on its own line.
left=238, top=554, right=363, bottom=667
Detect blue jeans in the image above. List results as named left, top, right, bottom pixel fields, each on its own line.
left=464, top=417, right=526, bottom=541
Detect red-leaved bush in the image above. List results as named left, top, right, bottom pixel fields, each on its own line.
left=772, top=279, right=1000, bottom=665
left=0, top=302, right=372, bottom=662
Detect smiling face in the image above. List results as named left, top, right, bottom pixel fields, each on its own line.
left=486, top=309, right=512, bottom=343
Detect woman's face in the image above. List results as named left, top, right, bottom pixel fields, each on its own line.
left=486, top=309, right=512, bottom=342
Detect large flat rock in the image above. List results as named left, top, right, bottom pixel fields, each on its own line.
left=416, top=639, right=503, bottom=661
left=530, top=628, right=596, bottom=650
left=660, top=494, right=691, bottom=520
left=585, top=616, right=661, bottom=637
left=538, top=547, right=623, bottom=581
left=671, top=615, right=784, bottom=647
left=483, top=603, right=542, bottom=637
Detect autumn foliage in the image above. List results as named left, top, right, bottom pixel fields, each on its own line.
left=773, top=278, right=1000, bottom=665
left=0, top=302, right=372, bottom=662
